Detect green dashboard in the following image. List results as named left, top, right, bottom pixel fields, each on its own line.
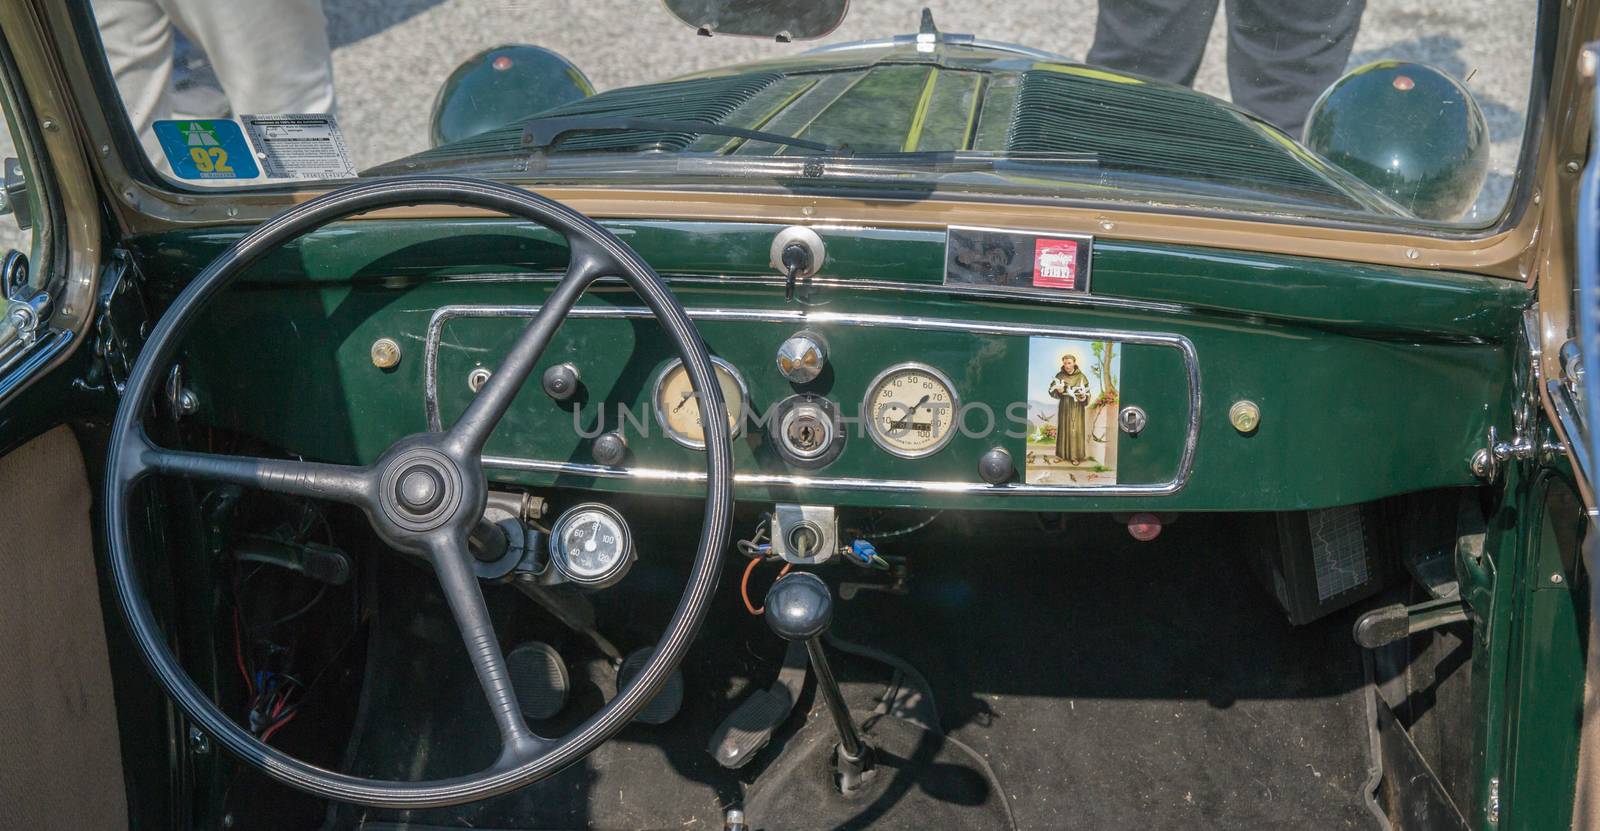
left=130, top=216, right=1527, bottom=512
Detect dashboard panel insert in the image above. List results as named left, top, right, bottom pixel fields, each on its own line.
left=423, top=305, right=1201, bottom=498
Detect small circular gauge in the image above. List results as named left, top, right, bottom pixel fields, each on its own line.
left=862, top=363, right=960, bottom=459
left=653, top=356, right=748, bottom=449
left=549, top=503, right=635, bottom=588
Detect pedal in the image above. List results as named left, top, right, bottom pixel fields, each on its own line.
left=708, top=641, right=808, bottom=768
left=505, top=641, right=570, bottom=721
left=617, top=647, right=685, bottom=725
left=1353, top=597, right=1468, bottom=649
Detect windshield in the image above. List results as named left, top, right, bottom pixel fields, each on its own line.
left=84, top=0, right=1542, bottom=228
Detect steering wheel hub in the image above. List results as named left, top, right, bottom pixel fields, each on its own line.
left=377, top=447, right=464, bottom=531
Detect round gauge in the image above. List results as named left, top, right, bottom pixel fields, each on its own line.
left=862, top=363, right=960, bottom=459
left=549, top=503, right=635, bottom=588
left=653, top=357, right=748, bottom=449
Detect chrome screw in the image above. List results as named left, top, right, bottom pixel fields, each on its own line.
left=468, top=367, right=492, bottom=392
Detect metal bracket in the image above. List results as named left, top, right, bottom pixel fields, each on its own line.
left=0, top=158, right=31, bottom=231
left=77, top=251, right=146, bottom=395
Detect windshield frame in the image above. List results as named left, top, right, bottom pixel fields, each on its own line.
left=51, top=0, right=1566, bottom=276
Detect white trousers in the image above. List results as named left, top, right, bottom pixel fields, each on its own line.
left=92, top=0, right=336, bottom=169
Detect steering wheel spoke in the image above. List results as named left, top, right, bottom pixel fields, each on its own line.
left=445, top=236, right=613, bottom=458
left=425, top=529, right=549, bottom=763
left=130, top=430, right=376, bottom=508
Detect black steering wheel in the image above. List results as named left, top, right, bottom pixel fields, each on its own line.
left=103, top=177, right=734, bottom=807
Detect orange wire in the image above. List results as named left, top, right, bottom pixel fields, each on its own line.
left=741, top=557, right=791, bottom=615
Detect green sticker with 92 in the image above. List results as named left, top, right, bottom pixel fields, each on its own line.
left=153, top=119, right=260, bottom=179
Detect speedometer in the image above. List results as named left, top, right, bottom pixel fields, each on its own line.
left=862, top=362, right=960, bottom=458
left=653, top=357, right=748, bottom=449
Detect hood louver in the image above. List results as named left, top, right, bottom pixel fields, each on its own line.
left=1006, top=70, right=1356, bottom=207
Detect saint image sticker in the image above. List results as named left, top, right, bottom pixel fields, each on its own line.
left=153, top=119, right=260, bottom=180
left=1024, top=336, right=1120, bottom=486
left=944, top=226, right=1092, bottom=294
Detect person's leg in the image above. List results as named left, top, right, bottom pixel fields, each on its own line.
left=1087, top=0, right=1221, bottom=87
left=91, top=0, right=176, bottom=166
left=160, top=0, right=336, bottom=116
left=1224, top=0, right=1365, bottom=135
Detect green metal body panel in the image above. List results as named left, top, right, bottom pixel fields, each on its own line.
left=126, top=217, right=1525, bottom=512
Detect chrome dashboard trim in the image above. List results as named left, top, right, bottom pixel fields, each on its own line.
left=425, top=305, right=1202, bottom=496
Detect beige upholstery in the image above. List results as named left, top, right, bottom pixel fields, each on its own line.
left=0, top=426, right=128, bottom=830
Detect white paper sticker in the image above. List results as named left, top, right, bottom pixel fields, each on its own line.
left=240, top=114, right=357, bottom=180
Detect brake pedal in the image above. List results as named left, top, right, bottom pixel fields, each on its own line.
left=505, top=641, right=570, bottom=720
left=617, top=647, right=685, bottom=725
left=708, top=641, right=808, bottom=768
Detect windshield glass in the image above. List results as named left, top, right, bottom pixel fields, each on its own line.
left=86, top=0, right=1541, bottom=228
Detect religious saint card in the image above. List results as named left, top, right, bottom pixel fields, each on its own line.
left=1025, top=336, right=1121, bottom=485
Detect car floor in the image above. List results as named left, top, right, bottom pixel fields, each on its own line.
left=326, top=508, right=1380, bottom=831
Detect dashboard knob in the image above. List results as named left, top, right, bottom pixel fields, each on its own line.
left=542, top=362, right=582, bottom=401
left=775, top=330, right=828, bottom=384
left=977, top=446, right=1014, bottom=485
left=592, top=431, right=628, bottom=467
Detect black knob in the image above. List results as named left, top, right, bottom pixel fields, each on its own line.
left=542, top=362, right=581, bottom=402
left=764, top=572, right=833, bottom=642
left=396, top=464, right=445, bottom=514
left=592, top=431, right=628, bottom=467
left=977, top=446, right=1014, bottom=485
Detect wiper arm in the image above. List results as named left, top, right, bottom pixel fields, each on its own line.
left=520, top=116, right=844, bottom=155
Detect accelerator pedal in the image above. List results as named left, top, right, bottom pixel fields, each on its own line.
left=617, top=647, right=685, bottom=725
left=505, top=641, right=570, bottom=721
left=708, top=640, right=809, bottom=769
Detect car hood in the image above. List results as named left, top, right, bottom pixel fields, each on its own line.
left=381, top=41, right=1397, bottom=215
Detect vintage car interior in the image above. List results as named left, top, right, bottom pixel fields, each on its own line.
left=0, top=0, right=1597, bottom=828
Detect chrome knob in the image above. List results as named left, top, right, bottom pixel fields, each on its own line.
left=775, top=330, right=828, bottom=384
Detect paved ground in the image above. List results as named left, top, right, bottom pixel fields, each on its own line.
left=0, top=0, right=1542, bottom=258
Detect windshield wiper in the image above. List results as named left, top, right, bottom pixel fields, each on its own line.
left=520, top=116, right=845, bottom=155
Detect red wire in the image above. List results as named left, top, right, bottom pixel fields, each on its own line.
left=232, top=608, right=253, bottom=697
left=260, top=710, right=297, bottom=744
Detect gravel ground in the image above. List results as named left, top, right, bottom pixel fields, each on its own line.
left=0, top=0, right=1541, bottom=257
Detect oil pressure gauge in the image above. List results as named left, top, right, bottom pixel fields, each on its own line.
left=549, top=503, right=635, bottom=588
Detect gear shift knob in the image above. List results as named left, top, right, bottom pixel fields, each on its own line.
left=765, top=572, right=833, bottom=641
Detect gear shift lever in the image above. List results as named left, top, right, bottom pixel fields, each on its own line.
left=765, top=571, right=873, bottom=792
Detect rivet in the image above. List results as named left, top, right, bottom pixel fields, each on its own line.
left=41, top=119, right=55, bottom=131
left=1229, top=400, right=1261, bottom=434
left=468, top=366, right=492, bottom=392
left=801, top=205, right=815, bottom=217
left=99, top=144, right=110, bottom=157
left=226, top=206, right=238, bottom=218
left=1552, top=572, right=1565, bottom=584
left=370, top=337, right=402, bottom=369
left=1405, top=248, right=1420, bottom=260
left=1568, top=160, right=1583, bottom=174
left=1099, top=219, right=1116, bottom=231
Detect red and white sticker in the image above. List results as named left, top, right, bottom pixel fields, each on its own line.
left=1033, top=238, right=1079, bottom=289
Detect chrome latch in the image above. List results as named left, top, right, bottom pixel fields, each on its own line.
left=0, top=158, right=31, bottom=230
left=1472, top=425, right=1539, bottom=481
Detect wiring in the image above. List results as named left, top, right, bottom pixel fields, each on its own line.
left=741, top=556, right=791, bottom=615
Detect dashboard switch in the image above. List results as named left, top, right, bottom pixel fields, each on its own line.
left=592, top=431, right=628, bottom=467
left=977, top=447, right=1014, bottom=484
left=542, top=362, right=582, bottom=402
left=775, top=330, right=828, bottom=384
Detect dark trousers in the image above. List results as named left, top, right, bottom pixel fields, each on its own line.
left=1086, top=0, right=1366, bottom=136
